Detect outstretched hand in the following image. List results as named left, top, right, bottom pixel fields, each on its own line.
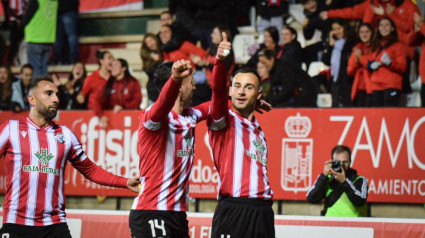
left=217, top=32, right=232, bottom=61
left=255, top=99, right=272, bottom=114
left=172, top=60, right=192, bottom=82
left=127, top=176, right=140, bottom=193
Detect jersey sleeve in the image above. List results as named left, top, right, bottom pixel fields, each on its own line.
left=144, top=76, right=181, bottom=129
left=192, top=101, right=211, bottom=122
left=0, top=121, right=10, bottom=157
left=208, top=58, right=229, bottom=130
left=67, top=129, right=127, bottom=188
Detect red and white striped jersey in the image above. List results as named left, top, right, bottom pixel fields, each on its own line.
left=208, top=110, right=273, bottom=200
left=0, top=117, right=128, bottom=226
left=206, top=59, right=273, bottom=200
left=132, top=78, right=209, bottom=211
left=9, top=0, right=28, bottom=21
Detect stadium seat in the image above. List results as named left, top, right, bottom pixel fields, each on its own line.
left=307, top=61, right=328, bottom=77
left=317, top=93, right=332, bottom=108
left=233, top=34, right=256, bottom=65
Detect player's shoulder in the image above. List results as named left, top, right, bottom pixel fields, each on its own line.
left=55, top=124, right=74, bottom=137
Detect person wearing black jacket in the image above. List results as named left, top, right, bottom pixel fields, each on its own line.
left=157, top=10, right=197, bottom=53
left=52, top=0, right=79, bottom=64
left=256, top=0, right=288, bottom=36
left=322, top=19, right=356, bottom=107
left=276, top=26, right=303, bottom=68
left=270, top=60, right=318, bottom=107
left=301, top=0, right=330, bottom=68
left=189, top=0, right=231, bottom=49
left=306, top=145, right=368, bottom=217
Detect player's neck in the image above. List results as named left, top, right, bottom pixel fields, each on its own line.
left=232, top=105, right=254, bottom=121
left=29, top=111, right=51, bottom=128
left=172, top=96, right=184, bottom=114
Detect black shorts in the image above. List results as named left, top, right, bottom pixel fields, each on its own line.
left=0, top=223, right=72, bottom=238
left=211, top=197, right=275, bottom=238
left=129, top=210, right=189, bottom=238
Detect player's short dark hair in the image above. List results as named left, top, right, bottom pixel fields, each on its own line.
left=331, top=145, right=352, bottom=162
left=232, top=68, right=261, bottom=85
left=21, top=63, right=33, bottom=73
left=27, top=76, right=54, bottom=94
left=153, top=61, right=174, bottom=92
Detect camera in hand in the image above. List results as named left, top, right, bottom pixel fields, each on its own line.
left=331, top=160, right=343, bottom=172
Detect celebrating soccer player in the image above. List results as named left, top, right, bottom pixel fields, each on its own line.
left=129, top=34, right=232, bottom=237
left=207, top=38, right=275, bottom=237
left=0, top=77, right=140, bottom=238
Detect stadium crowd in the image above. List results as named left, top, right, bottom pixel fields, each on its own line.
left=0, top=0, right=424, bottom=113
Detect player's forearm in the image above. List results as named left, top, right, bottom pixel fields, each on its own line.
left=210, top=59, right=228, bottom=120
left=73, top=159, right=128, bottom=188
left=149, top=77, right=181, bottom=122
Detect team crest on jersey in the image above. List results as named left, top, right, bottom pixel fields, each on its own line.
left=55, top=133, right=65, bottom=143
left=22, top=148, right=59, bottom=176
left=177, top=137, right=194, bottom=157
left=245, top=137, right=267, bottom=166
left=35, top=148, right=54, bottom=166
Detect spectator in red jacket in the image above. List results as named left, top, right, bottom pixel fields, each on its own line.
left=367, top=17, right=407, bottom=107
left=77, top=50, right=114, bottom=111
left=320, top=0, right=420, bottom=59
left=407, top=12, right=425, bottom=107
left=95, top=58, right=142, bottom=128
left=347, top=23, right=374, bottom=107
left=159, top=24, right=207, bottom=67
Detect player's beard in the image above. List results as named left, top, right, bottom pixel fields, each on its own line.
left=37, top=101, right=58, bottom=121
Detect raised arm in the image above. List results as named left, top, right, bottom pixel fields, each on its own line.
left=148, top=60, right=192, bottom=122
left=210, top=32, right=231, bottom=120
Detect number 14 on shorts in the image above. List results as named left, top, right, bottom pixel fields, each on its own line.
left=148, top=219, right=166, bottom=237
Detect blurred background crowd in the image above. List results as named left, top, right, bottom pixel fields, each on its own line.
left=0, top=0, right=424, bottom=118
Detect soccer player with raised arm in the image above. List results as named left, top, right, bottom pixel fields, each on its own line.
left=207, top=37, right=275, bottom=237
left=129, top=36, right=232, bottom=238
left=0, top=77, right=140, bottom=238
